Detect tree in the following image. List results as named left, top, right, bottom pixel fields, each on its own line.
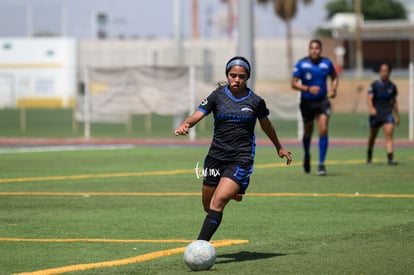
left=326, top=0, right=407, bottom=20
left=257, top=0, right=313, bottom=75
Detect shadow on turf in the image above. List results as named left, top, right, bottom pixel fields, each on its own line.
left=215, top=251, right=287, bottom=264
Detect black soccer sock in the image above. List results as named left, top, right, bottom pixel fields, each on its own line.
left=302, top=136, right=311, bottom=157
left=367, top=150, right=373, bottom=161
left=387, top=152, right=393, bottom=162
left=197, top=210, right=223, bottom=241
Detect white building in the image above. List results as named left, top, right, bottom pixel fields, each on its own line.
left=0, top=38, right=77, bottom=108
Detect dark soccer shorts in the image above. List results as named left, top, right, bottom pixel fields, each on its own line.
left=300, top=98, right=331, bottom=123
left=202, top=155, right=253, bottom=194
left=369, top=114, right=395, bottom=128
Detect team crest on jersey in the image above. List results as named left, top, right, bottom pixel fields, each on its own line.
left=200, top=98, right=208, bottom=105
left=387, top=88, right=393, bottom=94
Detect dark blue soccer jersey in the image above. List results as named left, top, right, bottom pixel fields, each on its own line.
left=368, top=80, right=397, bottom=117
left=197, top=85, right=269, bottom=162
left=293, top=57, right=335, bottom=100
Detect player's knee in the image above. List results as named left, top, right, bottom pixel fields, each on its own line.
left=209, top=197, right=228, bottom=212
left=319, top=130, right=328, bottom=136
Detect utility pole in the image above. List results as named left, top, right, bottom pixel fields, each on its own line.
left=173, top=0, right=184, bottom=130
left=192, top=0, right=199, bottom=39
left=174, top=0, right=183, bottom=65
left=237, top=0, right=255, bottom=88
left=355, top=0, right=363, bottom=78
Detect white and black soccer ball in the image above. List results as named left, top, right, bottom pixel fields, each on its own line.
left=183, top=240, right=216, bottom=271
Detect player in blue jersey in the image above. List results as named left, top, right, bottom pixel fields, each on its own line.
left=292, top=39, right=339, bottom=176
left=367, top=63, right=400, bottom=165
left=174, top=56, right=292, bottom=241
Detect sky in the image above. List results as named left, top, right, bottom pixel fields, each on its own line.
left=0, top=0, right=331, bottom=39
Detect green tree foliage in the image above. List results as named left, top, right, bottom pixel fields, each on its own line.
left=326, top=0, right=407, bottom=20
left=257, top=0, right=313, bottom=73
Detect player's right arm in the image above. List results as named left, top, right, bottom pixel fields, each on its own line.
left=175, top=88, right=217, bottom=136
left=174, top=110, right=205, bottom=136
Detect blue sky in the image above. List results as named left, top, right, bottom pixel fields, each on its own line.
left=0, top=0, right=330, bottom=39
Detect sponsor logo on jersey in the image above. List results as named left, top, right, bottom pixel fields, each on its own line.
left=319, top=63, right=329, bottom=69
left=306, top=72, right=312, bottom=80
left=216, top=113, right=256, bottom=123
left=301, top=63, right=312, bottom=69
left=241, top=107, right=254, bottom=113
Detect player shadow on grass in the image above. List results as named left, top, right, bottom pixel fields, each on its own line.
left=215, top=251, right=287, bottom=264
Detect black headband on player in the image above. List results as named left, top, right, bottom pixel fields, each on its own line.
left=225, top=57, right=251, bottom=78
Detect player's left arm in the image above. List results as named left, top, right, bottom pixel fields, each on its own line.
left=393, top=88, right=400, bottom=126
left=259, top=117, right=292, bottom=165
left=328, top=69, right=339, bottom=99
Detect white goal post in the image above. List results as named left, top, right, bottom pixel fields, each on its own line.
left=409, top=62, right=414, bottom=141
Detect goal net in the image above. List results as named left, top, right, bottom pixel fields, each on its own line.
left=76, top=65, right=302, bottom=139
left=77, top=66, right=191, bottom=121
left=76, top=66, right=213, bottom=138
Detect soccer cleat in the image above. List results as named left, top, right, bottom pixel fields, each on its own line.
left=303, top=155, right=311, bottom=174
left=317, top=164, right=326, bottom=176
left=388, top=160, right=398, bottom=166
left=366, top=158, right=372, bottom=165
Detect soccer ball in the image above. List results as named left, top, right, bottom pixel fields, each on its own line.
left=183, top=240, right=216, bottom=271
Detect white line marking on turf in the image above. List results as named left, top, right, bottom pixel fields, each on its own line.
left=0, top=145, right=135, bottom=154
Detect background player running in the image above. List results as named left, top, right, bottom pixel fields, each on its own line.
left=174, top=56, right=292, bottom=241
left=291, top=39, right=339, bottom=176
left=367, top=63, right=400, bottom=165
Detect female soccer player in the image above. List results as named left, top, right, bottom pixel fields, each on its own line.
left=174, top=56, right=292, bottom=241
left=291, top=39, right=339, bottom=176
left=367, top=63, right=400, bottom=165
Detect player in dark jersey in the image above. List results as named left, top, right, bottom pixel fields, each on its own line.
left=174, top=56, right=292, bottom=241
left=367, top=63, right=400, bottom=165
left=292, top=39, right=339, bottom=176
